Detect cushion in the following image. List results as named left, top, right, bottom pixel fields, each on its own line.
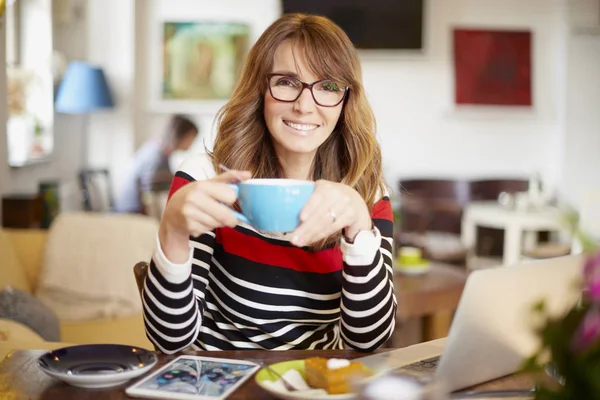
left=0, top=230, right=31, bottom=293
left=0, top=286, right=60, bottom=341
left=36, top=212, right=159, bottom=321
left=60, top=313, right=153, bottom=349
left=5, top=229, right=48, bottom=289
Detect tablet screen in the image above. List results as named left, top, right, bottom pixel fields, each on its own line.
left=134, top=356, right=258, bottom=397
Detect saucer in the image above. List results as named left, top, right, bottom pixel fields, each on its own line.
left=38, top=344, right=158, bottom=388
left=394, top=261, right=431, bottom=276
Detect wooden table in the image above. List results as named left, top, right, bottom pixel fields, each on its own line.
left=0, top=343, right=535, bottom=399
left=392, top=264, right=468, bottom=346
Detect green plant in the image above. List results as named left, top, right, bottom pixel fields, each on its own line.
left=522, top=210, right=600, bottom=399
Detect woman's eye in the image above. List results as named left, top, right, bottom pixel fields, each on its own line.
left=276, top=78, right=298, bottom=87
left=321, top=81, right=341, bottom=91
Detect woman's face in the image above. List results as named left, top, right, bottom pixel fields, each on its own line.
left=177, top=129, right=198, bottom=151
left=263, top=40, right=344, bottom=162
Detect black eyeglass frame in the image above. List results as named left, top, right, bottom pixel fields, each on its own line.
left=266, top=74, right=349, bottom=107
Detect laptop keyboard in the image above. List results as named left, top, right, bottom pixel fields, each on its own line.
left=395, top=355, right=440, bottom=378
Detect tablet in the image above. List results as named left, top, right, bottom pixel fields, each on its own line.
left=125, top=355, right=260, bottom=400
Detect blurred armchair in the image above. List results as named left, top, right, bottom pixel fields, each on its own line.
left=0, top=212, right=158, bottom=360
left=397, top=179, right=470, bottom=266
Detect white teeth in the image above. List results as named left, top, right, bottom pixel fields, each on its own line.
left=284, top=121, right=318, bottom=131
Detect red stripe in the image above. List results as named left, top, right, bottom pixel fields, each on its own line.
left=372, top=198, right=393, bottom=221
left=168, top=175, right=193, bottom=200
left=216, top=227, right=343, bottom=274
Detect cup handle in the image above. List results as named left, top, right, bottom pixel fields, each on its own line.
left=227, top=184, right=250, bottom=224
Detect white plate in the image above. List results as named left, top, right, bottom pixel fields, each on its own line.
left=37, top=344, right=158, bottom=388
left=256, top=359, right=372, bottom=400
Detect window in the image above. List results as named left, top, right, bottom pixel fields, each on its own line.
left=5, top=0, right=54, bottom=167
left=6, top=0, right=20, bottom=66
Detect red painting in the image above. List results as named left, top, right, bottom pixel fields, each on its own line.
left=453, top=28, right=532, bottom=106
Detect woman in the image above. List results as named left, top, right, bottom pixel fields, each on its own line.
left=115, top=115, right=198, bottom=213
left=143, top=14, right=396, bottom=353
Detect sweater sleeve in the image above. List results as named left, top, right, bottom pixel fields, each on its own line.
left=339, top=196, right=397, bottom=351
left=142, top=155, right=217, bottom=354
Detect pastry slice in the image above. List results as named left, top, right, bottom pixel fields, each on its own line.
left=305, top=357, right=371, bottom=394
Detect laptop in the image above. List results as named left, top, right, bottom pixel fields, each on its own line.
left=358, top=254, right=585, bottom=392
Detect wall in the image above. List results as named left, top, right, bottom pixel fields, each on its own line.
left=560, top=32, right=600, bottom=206
left=86, top=0, right=136, bottom=197
left=368, top=0, right=567, bottom=191
left=135, top=0, right=569, bottom=193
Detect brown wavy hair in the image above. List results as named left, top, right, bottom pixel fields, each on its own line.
left=210, top=13, right=386, bottom=247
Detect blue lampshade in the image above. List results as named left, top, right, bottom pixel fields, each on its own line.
left=55, top=61, right=115, bottom=114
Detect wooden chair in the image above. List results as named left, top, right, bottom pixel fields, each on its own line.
left=133, top=261, right=149, bottom=300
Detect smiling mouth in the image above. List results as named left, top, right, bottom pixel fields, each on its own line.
left=283, top=120, right=319, bottom=132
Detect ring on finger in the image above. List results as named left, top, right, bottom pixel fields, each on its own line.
left=329, top=209, right=337, bottom=224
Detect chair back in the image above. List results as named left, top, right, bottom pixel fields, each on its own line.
left=399, top=179, right=470, bottom=234
left=400, top=179, right=471, bottom=203
left=469, top=179, right=529, bottom=201
left=132, top=261, right=159, bottom=352
left=133, top=261, right=149, bottom=300
left=79, top=168, right=114, bottom=212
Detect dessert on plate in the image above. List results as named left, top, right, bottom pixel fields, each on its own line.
left=304, top=357, right=371, bottom=395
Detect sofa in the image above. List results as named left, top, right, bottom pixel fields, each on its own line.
left=0, top=212, right=158, bottom=361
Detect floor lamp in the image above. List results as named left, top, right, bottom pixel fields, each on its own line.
left=55, top=61, right=115, bottom=210
left=55, top=61, right=115, bottom=166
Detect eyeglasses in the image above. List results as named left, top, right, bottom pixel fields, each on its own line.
left=266, top=74, right=348, bottom=107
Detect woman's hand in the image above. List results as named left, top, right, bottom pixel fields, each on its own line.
left=159, top=170, right=252, bottom=263
left=290, top=180, right=372, bottom=247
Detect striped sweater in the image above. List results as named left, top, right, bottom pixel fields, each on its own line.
left=142, top=154, right=397, bottom=354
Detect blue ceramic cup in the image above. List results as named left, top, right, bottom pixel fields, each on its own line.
left=229, top=179, right=315, bottom=232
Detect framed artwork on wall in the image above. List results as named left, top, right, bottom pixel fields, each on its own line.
left=150, top=20, right=250, bottom=114
left=162, top=21, right=250, bottom=100
left=452, top=28, right=532, bottom=107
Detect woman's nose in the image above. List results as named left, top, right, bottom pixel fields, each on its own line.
left=293, top=87, right=317, bottom=113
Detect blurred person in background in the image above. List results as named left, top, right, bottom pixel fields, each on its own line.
left=115, top=115, right=199, bottom=214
